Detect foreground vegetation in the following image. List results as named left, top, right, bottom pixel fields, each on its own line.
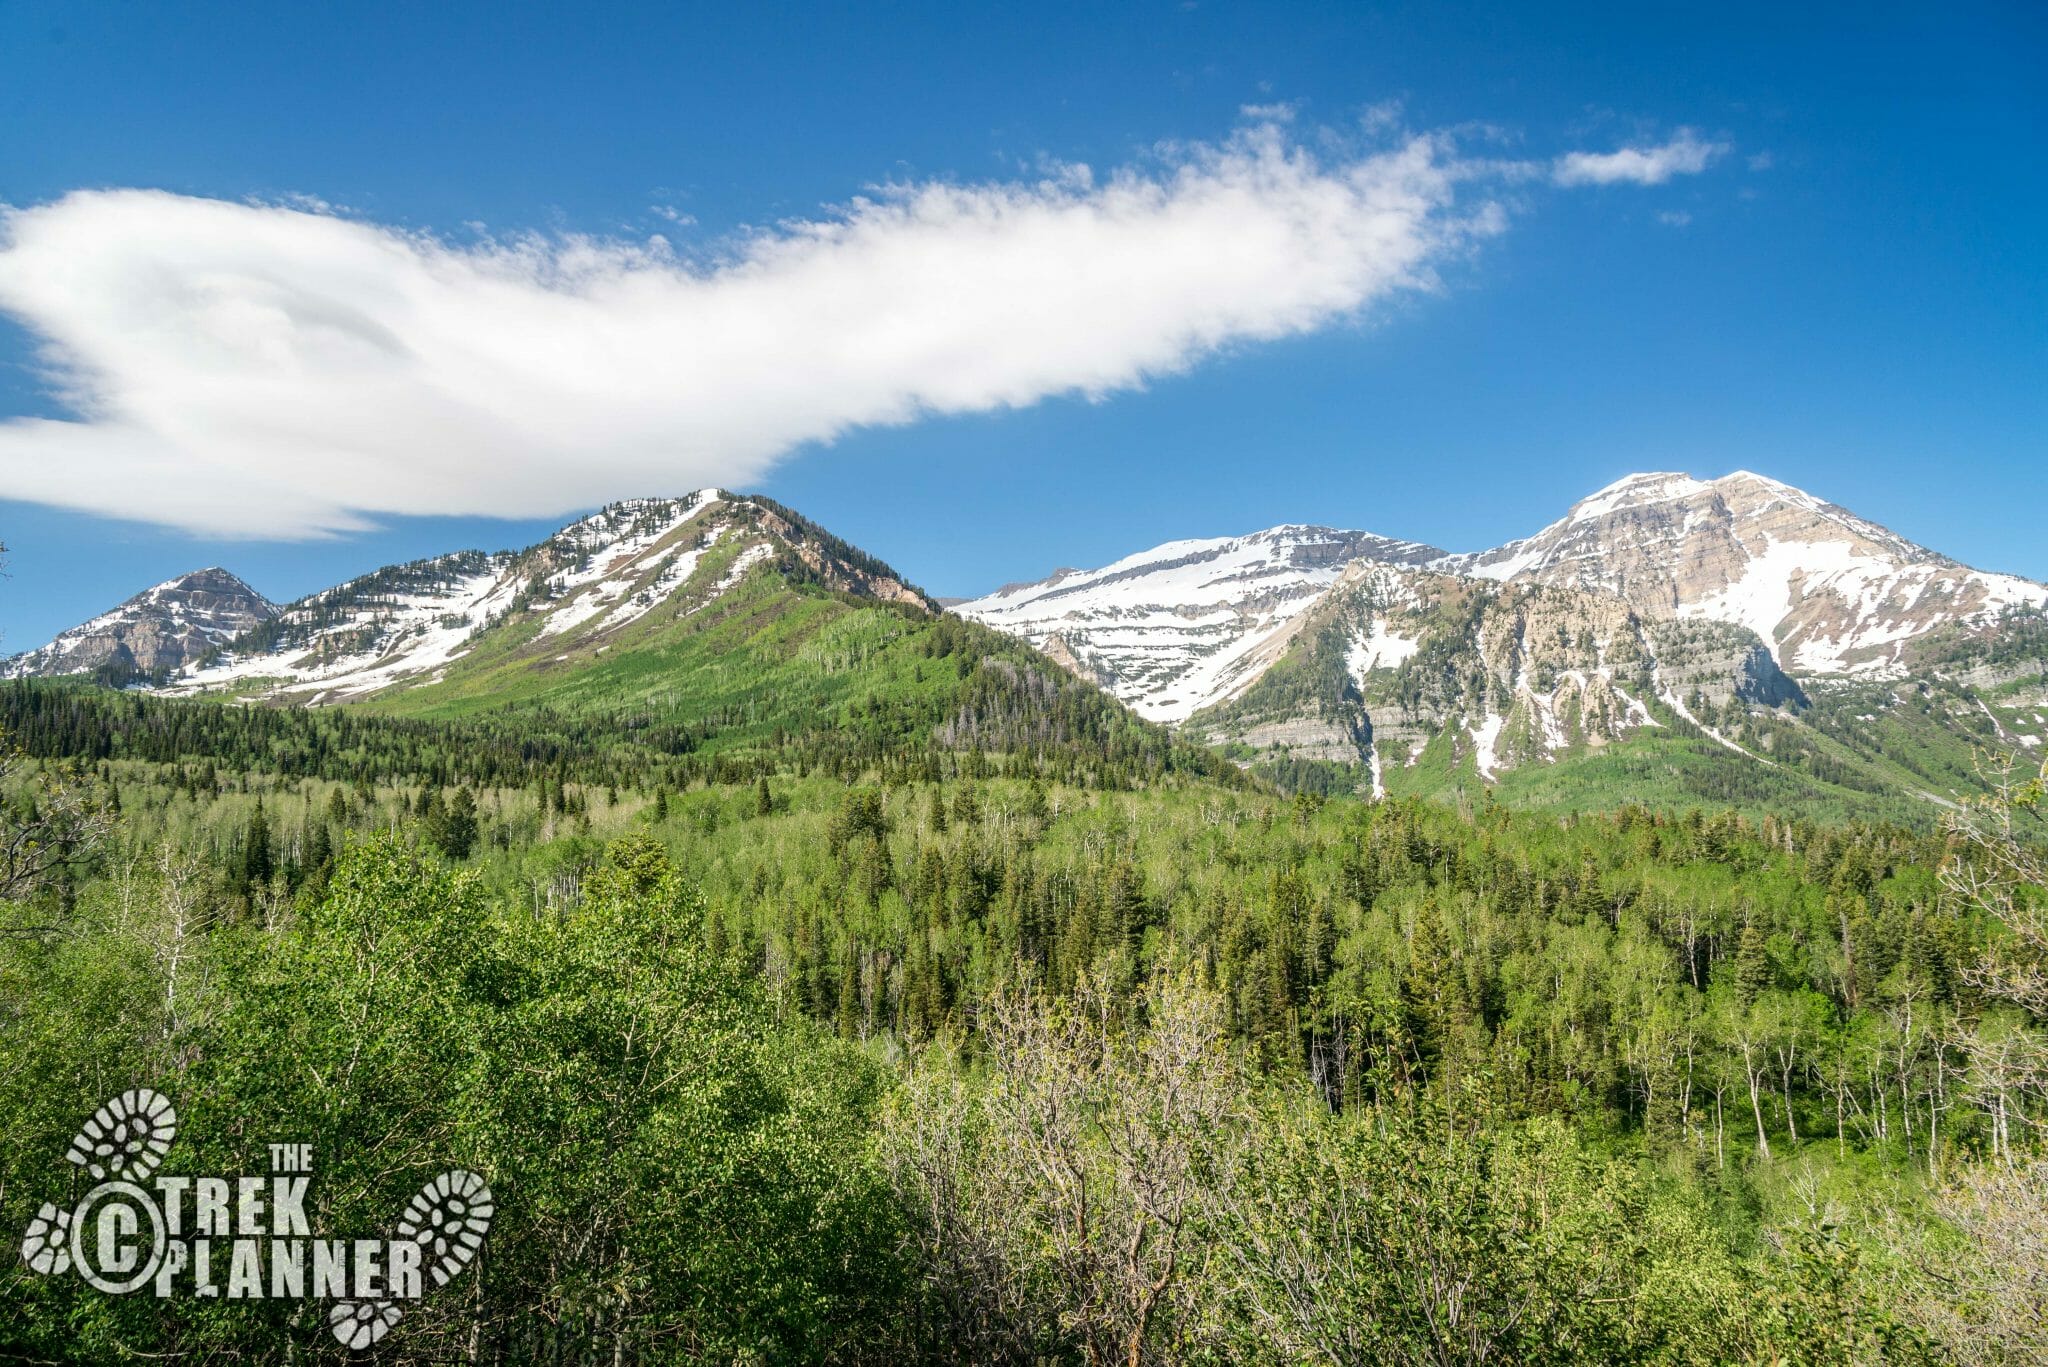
left=1, top=682, right=2044, bottom=1362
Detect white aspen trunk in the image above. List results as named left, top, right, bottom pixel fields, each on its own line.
left=1746, top=1067, right=1772, bottom=1160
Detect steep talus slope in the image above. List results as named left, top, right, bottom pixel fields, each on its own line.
left=3, top=568, right=276, bottom=685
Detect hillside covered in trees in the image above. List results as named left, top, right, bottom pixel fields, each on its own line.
left=2, top=664, right=2046, bottom=1361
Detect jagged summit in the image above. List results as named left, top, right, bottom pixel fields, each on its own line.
left=1437, top=469, right=2040, bottom=674
left=3, top=566, right=276, bottom=683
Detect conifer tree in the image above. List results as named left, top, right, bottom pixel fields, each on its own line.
left=1735, top=918, right=1772, bottom=1003
left=428, top=787, right=480, bottom=859
left=241, top=798, right=273, bottom=890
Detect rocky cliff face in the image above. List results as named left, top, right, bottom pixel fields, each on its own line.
left=3, top=568, right=276, bottom=683
left=1437, top=471, right=2048, bottom=677
left=1646, top=618, right=1807, bottom=712
left=1187, top=564, right=1802, bottom=787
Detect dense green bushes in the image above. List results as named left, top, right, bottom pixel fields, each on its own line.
left=0, top=836, right=904, bottom=1361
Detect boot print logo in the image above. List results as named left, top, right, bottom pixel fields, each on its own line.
left=19, top=1090, right=494, bottom=1350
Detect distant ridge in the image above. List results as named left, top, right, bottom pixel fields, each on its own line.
left=957, top=470, right=2048, bottom=808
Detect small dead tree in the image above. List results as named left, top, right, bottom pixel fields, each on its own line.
left=885, top=972, right=1247, bottom=1366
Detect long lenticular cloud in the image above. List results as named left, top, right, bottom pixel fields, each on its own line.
left=0, top=121, right=1698, bottom=537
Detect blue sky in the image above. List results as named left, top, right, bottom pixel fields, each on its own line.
left=1, top=0, right=2042, bottom=649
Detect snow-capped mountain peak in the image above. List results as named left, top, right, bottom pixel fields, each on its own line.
left=166, top=489, right=926, bottom=705
left=3, top=567, right=276, bottom=683
left=1438, top=470, right=2043, bottom=674
left=954, top=468, right=2045, bottom=795
left=1564, top=471, right=1713, bottom=520
left=956, top=523, right=1444, bottom=722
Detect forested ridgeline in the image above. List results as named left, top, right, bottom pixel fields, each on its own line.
left=0, top=655, right=1246, bottom=794
left=3, top=685, right=2047, bottom=1361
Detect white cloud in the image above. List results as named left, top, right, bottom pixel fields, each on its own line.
left=1656, top=210, right=1693, bottom=227
left=0, top=119, right=1616, bottom=538
left=1552, top=129, right=1727, bottom=187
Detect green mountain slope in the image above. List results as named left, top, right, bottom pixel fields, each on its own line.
left=140, top=493, right=1238, bottom=789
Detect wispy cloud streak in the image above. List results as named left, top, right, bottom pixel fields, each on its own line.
left=1553, top=130, right=1727, bottom=186
left=0, top=119, right=1709, bottom=537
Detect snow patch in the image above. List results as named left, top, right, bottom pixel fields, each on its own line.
left=1652, top=667, right=1773, bottom=766
left=1470, top=714, right=1505, bottom=781
left=709, top=542, right=773, bottom=597
left=1346, top=624, right=1420, bottom=680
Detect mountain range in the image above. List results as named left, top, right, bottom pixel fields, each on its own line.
left=8, top=470, right=2045, bottom=820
